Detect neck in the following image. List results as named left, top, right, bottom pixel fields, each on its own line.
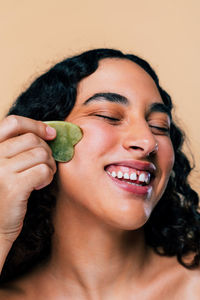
left=47, top=196, right=151, bottom=295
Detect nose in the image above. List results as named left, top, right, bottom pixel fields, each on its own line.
left=122, top=121, right=158, bottom=158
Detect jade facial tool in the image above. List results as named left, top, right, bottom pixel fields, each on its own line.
left=44, top=121, right=82, bottom=162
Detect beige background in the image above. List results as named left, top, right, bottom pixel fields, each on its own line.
left=0, top=0, right=199, bottom=193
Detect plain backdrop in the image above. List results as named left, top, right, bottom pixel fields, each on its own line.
left=0, top=0, right=199, bottom=193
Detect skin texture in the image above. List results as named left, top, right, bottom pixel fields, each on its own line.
left=0, top=58, right=200, bottom=299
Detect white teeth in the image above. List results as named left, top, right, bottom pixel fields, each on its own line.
left=130, top=173, right=137, bottom=181
left=111, top=171, right=117, bottom=178
left=145, top=174, right=150, bottom=184
left=107, top=169, right=151, bottom=184
left=117, top=171, right=123, bottom=179
left=138, top=173, right=145, bottom=182
left=123, top=173, right=129, bottom=179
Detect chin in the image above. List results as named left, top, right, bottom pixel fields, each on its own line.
left=102, top=210, right=151, bottom=231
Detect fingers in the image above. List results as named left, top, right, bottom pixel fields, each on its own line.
left=0, top=115, right=57, bottom=191
left=7, top=147, right=57, bottom=174
left=0, top=115, right=56, bottom=143
left=0, top=132, right=53, bottom=159
left=18, top=163, right=55, bottom=191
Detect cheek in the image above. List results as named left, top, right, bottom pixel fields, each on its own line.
left=150, top=139, right=174, bottom=208
left=74, top=122, right=119, bottom=158
left=57, top=123, right=119, bottom=202
left=158, top=138, right=175, bottom=175
left=58, top=122, right=119, bottom=182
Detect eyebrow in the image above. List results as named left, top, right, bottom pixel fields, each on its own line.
left=83, top=92, right=128, bottom=105
left=83, top=92, right=171, bottom=119
left=147, top=102, right=172, bottom=120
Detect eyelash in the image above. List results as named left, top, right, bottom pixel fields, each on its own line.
left=94, top=114, right=170, bottom=134
left=94, top=114, right=120, bottom=122
left=149, top=125, right=170, bottom=134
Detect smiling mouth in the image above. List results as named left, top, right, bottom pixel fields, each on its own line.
left=106, top=169, right=151, bottom=186
left=104, top=161, right=156, bottom=195
left=105, top=170, right=153, bottom=195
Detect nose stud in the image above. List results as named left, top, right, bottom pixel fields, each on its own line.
left=155, top=143, right=159, bottom=152
left=147, top=142, right=158, bottom=156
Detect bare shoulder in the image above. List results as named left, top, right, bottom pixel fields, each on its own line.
left=0, top=272, right=41, bottom=300
left=0, top=262, right=48, bottom=299
left=179, top=265, right=200, bottom=299
left=0, top=282, right=26, bottom=300
left=151, top=253, right=200, bottom=299
left=145, top=252, right=200, bottom=300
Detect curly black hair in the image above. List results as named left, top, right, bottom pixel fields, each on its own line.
left=1, top=48, right=200, bottom=283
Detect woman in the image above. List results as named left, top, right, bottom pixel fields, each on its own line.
left=0, top=48, right=199, bottom=299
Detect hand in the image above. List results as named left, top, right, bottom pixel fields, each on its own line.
left=0, top=115, right=57, bottom=247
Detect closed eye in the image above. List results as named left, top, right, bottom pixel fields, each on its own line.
left=149, top=125, right=170, bottom=135
left=94, top=114, right=120, bottom=122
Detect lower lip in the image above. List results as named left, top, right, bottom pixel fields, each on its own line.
left=107, top=173, right=152, bottom=195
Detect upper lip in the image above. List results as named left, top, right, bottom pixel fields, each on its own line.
left=105, top=160, right=156, bottom=176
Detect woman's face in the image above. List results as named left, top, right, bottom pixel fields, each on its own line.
left=57, top=58, right=174, bottom=230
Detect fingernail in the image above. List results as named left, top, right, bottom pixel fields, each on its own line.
left=46, top=126, right=56, bottom=137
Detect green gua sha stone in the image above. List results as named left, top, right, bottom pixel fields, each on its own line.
left=44, top=121, right=82, bottom=162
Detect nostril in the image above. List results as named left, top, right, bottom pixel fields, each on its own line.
left=130, top=146, right=143, bottom=150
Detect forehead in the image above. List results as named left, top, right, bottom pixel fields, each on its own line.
left=76, top=58, right=163, bottom=105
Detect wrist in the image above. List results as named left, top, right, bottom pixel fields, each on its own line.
left=0, top=236, right=13, bottom=274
